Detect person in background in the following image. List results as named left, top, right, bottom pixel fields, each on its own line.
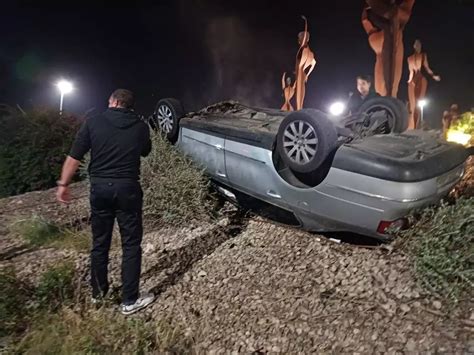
left=346, top=74, right=380, bottom=115
left=442, top=103, right=460, bottom=138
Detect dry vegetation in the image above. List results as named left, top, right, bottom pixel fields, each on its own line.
left=140, top=133, right=217, bottom=229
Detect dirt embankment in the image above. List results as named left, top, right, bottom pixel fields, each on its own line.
left=1, top=158, right=473, bottom=353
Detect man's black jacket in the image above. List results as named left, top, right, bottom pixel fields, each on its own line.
left=70, top=108, right=152, bottom=183
left=347, top=91, right=380, bottom=114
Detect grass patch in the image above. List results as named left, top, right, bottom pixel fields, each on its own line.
left=52, top=229, right=90, bottom=252
left=1, top=262, right=75, bottom=345
left=13, top=308, right=194, bottom=354
left=141, top=133, right=217, bottom=228
left=0, top=268, right=34, bottom=337
left=10, top=215, right=61, bottom=247
left=9, top=215, right=90, bottom=252
left=35, top=262, right=75, bottom=311
left=2, top=264, right=194, bottom=354
left=397, top=198, right=474, bottom=301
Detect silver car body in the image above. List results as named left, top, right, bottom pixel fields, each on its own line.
left=169, top=104, right=467, bottom=240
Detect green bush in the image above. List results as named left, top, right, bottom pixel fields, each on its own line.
left=35, top=262, right=75, bottom=311
left=398, top=198, right=474, bottom=301
left=0, top=106, right=82, bottom=198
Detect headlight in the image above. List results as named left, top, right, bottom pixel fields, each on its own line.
left=329, top=102, right=345, bottom=116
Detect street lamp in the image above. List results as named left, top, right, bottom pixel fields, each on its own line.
left=418, top=99, right=428, bottom=127
left=56, top=80, right=73, bottom=115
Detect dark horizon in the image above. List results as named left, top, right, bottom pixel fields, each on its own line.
left=1, top=0, right=473, bottom=128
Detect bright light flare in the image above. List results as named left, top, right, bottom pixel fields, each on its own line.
left=57, top=80, right=73, bottom=95
left=329, top=101, right=346, bottom=116
left=447, top=129, right=472, bottom=146
left=418, top=99, right=428, bottom=109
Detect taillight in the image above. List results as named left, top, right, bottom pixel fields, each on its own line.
left=377, top=218, right=408, bottom=234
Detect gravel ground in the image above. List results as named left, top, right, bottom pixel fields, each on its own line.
left=79, top=215, right=236, bottom=300
left=146, top=219, right=474, bottom=353
left=0, top=182, right=89, bottom=256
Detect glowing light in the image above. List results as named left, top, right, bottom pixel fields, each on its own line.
left=329, top=102, right=346, bottom=116
left=447, top=130, right=471, bottom=146
left=418, top=99, right=428, bottom=109
left=57, top=80, right=73, bottom=94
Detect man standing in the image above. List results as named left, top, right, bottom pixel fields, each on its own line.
left=347, top=75, right=379, bottom=114
left=56, top=89, right=154, bottom=315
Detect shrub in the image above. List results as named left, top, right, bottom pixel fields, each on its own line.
left=140, top=133, right=216, bottom=228
left=10, top=215, right=62, bottom=247
left=397, top=198, right=474, bottom=301
left=35, top=262, right=75, bottom=311
left=10, top=215, right=91, bottom=252
left=0, top=106, right=83, bottom=198
left=450, top=111, right=474, bottom=135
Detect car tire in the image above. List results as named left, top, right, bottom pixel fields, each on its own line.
left=276, top=109, right=338, bottom=174
left=152, top=98, right=184, bottom=143
left=358, top=97, right=409, bottom=133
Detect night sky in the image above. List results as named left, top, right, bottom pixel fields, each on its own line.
left=1, top=0, right=473, bottom=127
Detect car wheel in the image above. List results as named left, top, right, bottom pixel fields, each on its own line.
left=358, top=97, right=408, bottom=133
left=276, top=109, right=338, bottom=174
left=152, top=98, right=184, bottom=143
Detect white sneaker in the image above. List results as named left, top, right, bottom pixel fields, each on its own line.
left=120, top=294, right=155, bottom=315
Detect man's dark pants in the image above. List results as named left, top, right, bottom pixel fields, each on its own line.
left=89, top=181, right=143, bottom=305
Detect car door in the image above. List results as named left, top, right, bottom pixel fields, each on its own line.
left=225, top=138, right=285, bottom=206
left=179, top=128, right=227, bottom=182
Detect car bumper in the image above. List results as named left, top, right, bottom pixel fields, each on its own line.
left=296, top=164, right=465, bottom=239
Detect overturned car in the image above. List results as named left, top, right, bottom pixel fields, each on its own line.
left=150, top=97, right=470, bottom=240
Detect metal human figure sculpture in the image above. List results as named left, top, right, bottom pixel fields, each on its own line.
left=362, top=0, right=415, bottom=97
left=294, top=16, right=316, bottom=110
left=281, top=72, right=296, bottom=111
left=407, top=39, right=441, bottom=129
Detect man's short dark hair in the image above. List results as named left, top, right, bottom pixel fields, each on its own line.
left=357, top=75, right=372, bottom=84
left=111, top=89, right=135, bottom=109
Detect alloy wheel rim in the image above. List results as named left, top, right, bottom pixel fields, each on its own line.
left=157, top=105, right=173, bottom=133
left=283, top=120, right=319, bottom=165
